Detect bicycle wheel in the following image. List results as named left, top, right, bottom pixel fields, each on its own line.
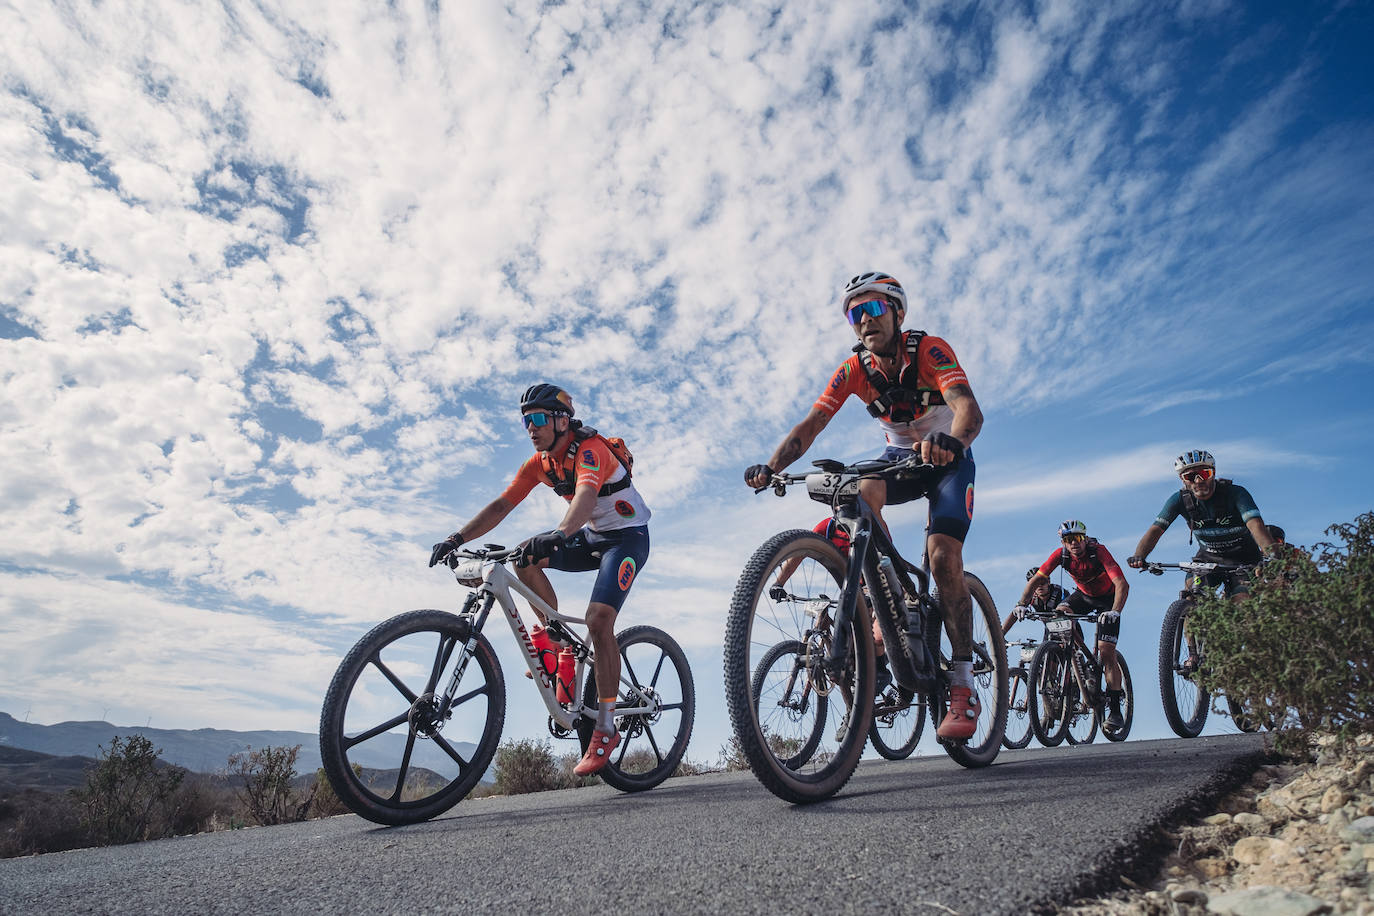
left=1002, top=669, right=1033, bottom=750
left=1226, top=696, right=1263, bottom=733
left=1158, top=598, right=1208, bottom=738
left=319, top=609, right=505, bottom=825
left=577, top=625, right=695, bottom=792
left=1065, top=669, right=1098, bottom=745
left=937, top=572, right=1008, bottom=768
left=1028, top=642, right=1069, bottom=747
left=751, top=640, right=828, bottom=768
left=868, top=688, right=925, bottom=760
left=1104, top=655, right=1134, bottom=741
left=723, top=529, right=875, bottom=803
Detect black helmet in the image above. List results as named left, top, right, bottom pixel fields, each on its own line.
left=520, top=383, right=574, bottom=417
left=1026, top=567, right=1041, bottom=581
left=1267, top=524, right=1285, bottom=543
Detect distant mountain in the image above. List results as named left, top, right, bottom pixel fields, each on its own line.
left=0, top=711, right=482, bottom=779
left=0, top=745, right=100, bottom=792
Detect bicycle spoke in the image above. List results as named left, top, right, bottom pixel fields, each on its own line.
left=390, top=730, right=419, bottom=803
left=431, top=731, right=471, bottom=769
left=641, top=722, right=665, bottom=763
left=647, top=651, right=667, bottom=689
left=343, top=711, right=411, bottom=750
left=371, top=656, right=419, bottom=704
left=446, top=682, right=491, bottom=713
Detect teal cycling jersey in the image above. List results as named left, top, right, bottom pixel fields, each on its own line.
left=1153, top=481, right=1262, bottom=562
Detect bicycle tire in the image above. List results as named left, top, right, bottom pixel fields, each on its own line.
left=939, top=572, right=1008, bottom=768
left=868, top=689, right=925, bottom=760
left=1028, top=642, right=1069, bottom=747
left=1002, top=669, right=1033, bottom=750
left=319, top=609, right=505, bottom=825
left=1226, top=696, right=1263, bottom=733
left=577, top=625, right=695, bottom=792
left=723, top=529, right=875, bottom=803
left=1158, top=598, right=1208, bottom=738
left=1103, top=655, right=1134, bottom=741
left=751, top=639, right=828, bottom=768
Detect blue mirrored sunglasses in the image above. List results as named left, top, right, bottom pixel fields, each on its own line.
left=845, top=298, right=890, bottom=325
left=522, top=411, right=553, bottom=428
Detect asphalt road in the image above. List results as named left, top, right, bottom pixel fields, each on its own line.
left=0, top=734, right=1267, bottom=915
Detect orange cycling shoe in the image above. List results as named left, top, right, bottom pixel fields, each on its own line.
left=937, top=686, right=980, bottom=741
left=556, top=646, right=577, bottom=704
left=574, top=729, right=620, bottom=776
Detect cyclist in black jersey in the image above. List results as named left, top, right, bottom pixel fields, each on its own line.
left=1127, top=449, right=1277, bottom=596
left=1001, top=567, right=1065, bottom=637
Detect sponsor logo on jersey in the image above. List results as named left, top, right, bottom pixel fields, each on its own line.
left=617, top=557, right=637, bottom=591
left=829, top=364, right=850, bottom=392
left=965, top=483, right=975, bottom=520
left=580, top=448, right=599, bottom=471
left=614, top=499, right=635, bottom=518
left=928, top=345, right=957, bottom=370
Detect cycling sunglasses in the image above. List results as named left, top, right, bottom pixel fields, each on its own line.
left=1180, top=467, right=1215, bottom=484
left=1061, top=533, right=1086, bottom=544
left=522, top=411, right=554, bottom=429
left=845, top=298, right=891, bottom=325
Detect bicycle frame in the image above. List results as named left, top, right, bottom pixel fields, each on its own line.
left=446, top=552, right=659, bottom=732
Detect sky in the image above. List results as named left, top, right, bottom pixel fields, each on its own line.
left=2, top=0, right=1372, bottom=768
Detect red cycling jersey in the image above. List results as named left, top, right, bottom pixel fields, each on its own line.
left=501, top=436, right=650, bottom=532
left=813, top=331, right=969, bottom=448
left=1039, top=541, right=1124, bottom=598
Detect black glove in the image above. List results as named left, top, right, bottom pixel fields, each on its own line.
left=428, top=532, right=465, bottom=568
left=769, top=585, right=787, bottom=602
left=745, top=464, right=776, bottom=486
left=518, top=530, right=566, bottom=567
left=921, top=431, right=965, bottom=461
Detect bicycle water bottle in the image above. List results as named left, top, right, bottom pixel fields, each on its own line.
left=877, top=555, right=905, bottom=611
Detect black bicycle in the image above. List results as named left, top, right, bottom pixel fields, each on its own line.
left=319, top=544, right=695, bottom=825
left=1025, top=605, right=1134, bottom=747
left=724, top=454, right=1007, bottom=803
left=1143, top=559, right=1261, bottom=738
left=1002, top=637, right=1039, bottom=749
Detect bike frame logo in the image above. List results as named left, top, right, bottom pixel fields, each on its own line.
left=617, top=557, right=637, bottom=591
left=510, top=610, right=554, bottom=688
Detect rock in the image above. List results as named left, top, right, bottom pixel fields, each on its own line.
left=1174, top=887, right=1209, bottom=905
left=1235, top=813, right=1269, bottom=829
left=1205, top=813, right=1234, bottom=826
left=1197, top=857, right=1231, bottom=879
left=1234, top=836, right=1294, bottom=865
left=1328, top=810, right=1350, bottom=831
left=1341, top=816, right=1374, bottom=842
left=1205, top=885, right=1332, bottom=915
left=1321, top=786, right=1349, bottom=813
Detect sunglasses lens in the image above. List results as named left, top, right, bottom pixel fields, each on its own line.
left=1182, top=468, right=1214, bottom=482
left=845, top=299, right=887, bottom=324
left=1064, top=534, right=1084, bottom=544
left=523, top=412, right=549, bottom=428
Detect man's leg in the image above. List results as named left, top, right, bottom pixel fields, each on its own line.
left=1098, top=640, right=1122, bottom=690
left=514, top=559, right=557, bottom=621
left=586, top=600, right=620, bottom=716
left=929, top=532, right=971, bottom=657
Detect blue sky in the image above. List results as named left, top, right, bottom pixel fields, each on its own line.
left=1, top=0, right=1371, bottom=764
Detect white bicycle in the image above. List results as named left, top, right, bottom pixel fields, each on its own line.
left=319, top=543, right=695, bottom=825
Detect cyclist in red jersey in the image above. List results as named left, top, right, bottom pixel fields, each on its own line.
left=428, top=384, right=651, bottom=776
left=1013, top=520, right=1129, bottom=730
left=744, top=270, right=985, bottom=741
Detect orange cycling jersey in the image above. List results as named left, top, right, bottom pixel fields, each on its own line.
left=501, top=436, right=651, bottom=532
left=813, top=331, right=969, bottom=448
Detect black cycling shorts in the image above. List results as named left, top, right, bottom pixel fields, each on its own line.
left=1064, top=590, right=1119, bottom=644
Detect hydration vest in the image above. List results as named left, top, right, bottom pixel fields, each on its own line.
left=540, top=422, right=634, bottom=498
left=1178, top=478, right=1234, bottom=527
left=853, top=330, right=945, bottom=423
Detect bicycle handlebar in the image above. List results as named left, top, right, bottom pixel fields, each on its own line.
left=753, top=454, right=940, bottom=496
left=1138, top=559, right=1250, bottom=576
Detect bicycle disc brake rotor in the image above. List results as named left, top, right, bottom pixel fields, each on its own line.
left=407, top=692, right=446, bottom=738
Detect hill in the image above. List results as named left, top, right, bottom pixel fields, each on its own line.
left=0, top=711, right=478, bottom=778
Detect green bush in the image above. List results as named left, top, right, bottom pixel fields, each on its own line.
left=71, top=735, right=187, bottom=846
left=492, top=738, right=566, bottom=795
left=227, top=745, right=315, bottom=826
left=1190, top=511, right=1374, bottom=750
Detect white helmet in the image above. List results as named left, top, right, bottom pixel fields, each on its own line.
left=1058, top=519, right=1087, bottom=538
left=841, top=271, right=907, bottom=313
left=1174, top=450, right=1215, bottom=474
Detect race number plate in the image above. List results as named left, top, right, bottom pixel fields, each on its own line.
left=1046, top=618, right=1074, bottom=634
left=1020, top=646, right=1037, bottom=664
left=806, top=472, right=860, bottom=503
left=453, top=558, right=486, bottom=586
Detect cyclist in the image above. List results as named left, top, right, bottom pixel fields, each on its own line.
left=772, top=517, right=898, bottom=695
left=1127, top=449, right=1277, bottom=596
left=744, top=270, right=985, bottom=740
left=1000, top=566, right=1066, bottom=637
left=1016, top=521, right=1129, bottom=731
left=1266, top=524, right=1286, bottom=546
left=428, top=384, right=651, bottom=776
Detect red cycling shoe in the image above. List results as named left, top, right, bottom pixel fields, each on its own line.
left=574, top=729, right=620, bottom=776
left=937, top=686, right=980, bottom=741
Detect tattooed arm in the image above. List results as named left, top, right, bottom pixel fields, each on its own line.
left=745, top=407, right=833, bottom=488
left=943, top=384, right=983, bottom=449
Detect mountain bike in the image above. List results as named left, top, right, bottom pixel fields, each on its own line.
left=1002, top=637, right=1040, bottom=749
left=724, top=454, right=1007, bottom=803
left=1025, top=605, right=1134, bottom=747
left=319, top=544, right=695, bottom=825
left=1143, top=559, right=1262, bottom=738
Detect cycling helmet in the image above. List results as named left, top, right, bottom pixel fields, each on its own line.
left=1267, top=524, right=1285, bottom=543
left=1026, top=566, right=1041, bottom=581
left=520, top=383, right=575, bottom=417
left=1174, top=449, right=1215, bottom=474
left=841, top=271, right=907, bottom=313
left=1058, top=520, right=1087, bottom=538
